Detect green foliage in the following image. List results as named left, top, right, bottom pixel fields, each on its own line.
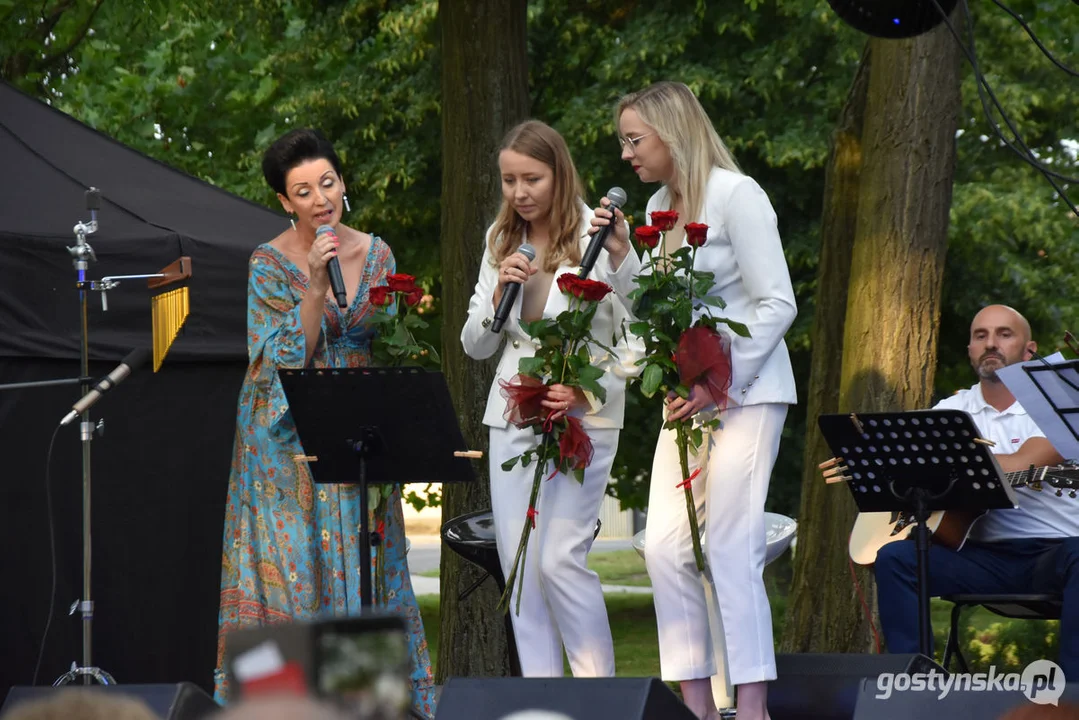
left=935, top=0, right=1079, bottom=395
left=932, top=613, right=1059, bottom=673
left=0, top=0, right=104, bottom=93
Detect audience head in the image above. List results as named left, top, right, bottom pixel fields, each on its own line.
left=211, top=694, right=356, bottom=720
left=0, top=688, right=161, bottom=720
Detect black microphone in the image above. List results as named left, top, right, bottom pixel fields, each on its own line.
left=317, top=224, right=347, bottom=308
left=60, top=347, right=152, bottom=426
left=579, top=187, right=628, bottom=278
left=490, top=243, right=536, bottom=333
left=86, top=187, right=100, bottom=225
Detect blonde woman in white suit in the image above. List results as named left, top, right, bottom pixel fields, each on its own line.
left=461, top=120, right=643, bottom=678
left=593, top=82, right=797, bottom=720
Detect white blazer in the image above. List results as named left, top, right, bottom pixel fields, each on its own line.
left=461, top=204, right=644, bottom=431
left=644, top=168, right=797, bottom=406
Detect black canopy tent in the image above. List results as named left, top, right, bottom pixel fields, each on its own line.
left=0, top=81, right=287, bottom=696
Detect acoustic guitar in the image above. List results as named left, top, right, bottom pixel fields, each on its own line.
left=846, top=464, right=1079, bottom=565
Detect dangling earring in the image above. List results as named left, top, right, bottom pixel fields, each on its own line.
left=289, top=215, right=297, bottom=230
left=343, top=194, right=351, bottom=213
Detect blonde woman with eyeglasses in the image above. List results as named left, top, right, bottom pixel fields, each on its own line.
left=592, top=82, right=797, bottom=720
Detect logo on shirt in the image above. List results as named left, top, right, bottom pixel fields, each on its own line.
left=1012, top=438, right=1021, bottom=444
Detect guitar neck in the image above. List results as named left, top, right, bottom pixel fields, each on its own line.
left=1002, top=467, right=1045, bottom=487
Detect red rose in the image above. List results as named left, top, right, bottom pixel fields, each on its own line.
left=369, top=286, right=393, bottom=306
left=557, top=274, right=613, bottom=303
left=386, top=273, right=418, bottom=292
left=685, top=223, right=709, bottom=247
left=650, top=210, right=679, bottom=232
left=404, top=288, right=423, bottom=307
left=634, top=225, right=661, bottom=249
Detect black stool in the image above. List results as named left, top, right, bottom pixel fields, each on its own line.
left=941, top=593, right=1063, bottom=671
left=441, top=509, right=602, bottom=677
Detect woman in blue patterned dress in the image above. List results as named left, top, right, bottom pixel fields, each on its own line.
left=214, top=128, right=436, bottom=717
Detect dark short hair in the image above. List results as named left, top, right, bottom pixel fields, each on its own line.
left=261, top=128, right=343, bottom=197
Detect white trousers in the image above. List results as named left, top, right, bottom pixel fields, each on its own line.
left=489, top=423, right=618, bottom=677
left=644, top=403, right=788, bottom=686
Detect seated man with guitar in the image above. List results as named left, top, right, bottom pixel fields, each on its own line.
left=872, top=305, right=1078, bottom=675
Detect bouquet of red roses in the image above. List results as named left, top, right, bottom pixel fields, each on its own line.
left=366, top=272, right=440, bottom=603
left=629, top=211, right=749, bottom=572
left=497, top=273, right=615, bottom=614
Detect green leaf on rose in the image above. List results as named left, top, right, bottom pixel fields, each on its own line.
left=642, top=363, right=664, bottom=397
left=714, top=317, right=751, bottom=337
left=577, top=364, right=606, bottom=404
left=518, top=356, right=547, bottom=377
left=403, top=312, right=427, bottom=329
left=674, top=303, right=693, bottom=331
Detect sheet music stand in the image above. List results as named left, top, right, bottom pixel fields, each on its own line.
left=818, top=409, right=1018, bottom=656
left=279, top=366, right=476, bottom=608
left=1023, top=359, right=1079, bottom=457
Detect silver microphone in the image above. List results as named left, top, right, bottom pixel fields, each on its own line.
left=60, top=348, right=152, bottom=426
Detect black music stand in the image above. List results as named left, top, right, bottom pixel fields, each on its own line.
left=818, top=409, right=1019, bottom=656
left=279, top=366, right=476, bottom=608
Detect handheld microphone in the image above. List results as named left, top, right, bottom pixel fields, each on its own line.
left=60, top=347, right=152, bottom=426
left=579, top=187, right=628, bottom=278
left=490, top=243, right=536, bottom=333
left=316, top=224, right=347, bottom=308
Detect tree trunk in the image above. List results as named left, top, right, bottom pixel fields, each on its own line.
left=782, top=45, right=874, bottom=653
left=437, top=0, right=530, bottom=681
left=782, top=20, right=962, bottom=653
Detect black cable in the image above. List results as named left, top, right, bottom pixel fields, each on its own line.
left=936, top=0, right=1079, bottom=189
left=928, top=0, right=1079, bottom=217
left=960, top=0, right=1079, bottom=184
left=989, top=0, right=1079, bottom=78
left=31, top=424, right=63, bottom=686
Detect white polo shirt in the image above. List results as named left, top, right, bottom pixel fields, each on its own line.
left=934, top=383, right=1079, bottom=541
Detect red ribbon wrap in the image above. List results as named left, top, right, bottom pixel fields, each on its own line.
left=499, top=374, right=547, bottom=428
left=675, top=326, right=733, bottom=411
left=559, top=416, right=594, bottom=471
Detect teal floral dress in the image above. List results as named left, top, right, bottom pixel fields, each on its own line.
left=214, top=238, right=436, bottom=717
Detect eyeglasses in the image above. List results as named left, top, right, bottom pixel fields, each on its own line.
left=618, top=132, right=655, bottom=153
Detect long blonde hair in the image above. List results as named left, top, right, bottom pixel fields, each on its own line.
left=489, top=120, right=584, bottom=272
left=617, top=81, right=741, bottom=224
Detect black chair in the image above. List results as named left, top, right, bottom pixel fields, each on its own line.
left=441, top=509, right=602, bottom=677
left=940, top=593, right=1063, bottom=671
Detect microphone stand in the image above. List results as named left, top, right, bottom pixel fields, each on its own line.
left=51, top=188, right=119, bottom=687
left=0, top=189, right=175, bottom=686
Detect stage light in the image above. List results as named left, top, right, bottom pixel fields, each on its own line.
left=826, top=0, right=959, bottom=38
